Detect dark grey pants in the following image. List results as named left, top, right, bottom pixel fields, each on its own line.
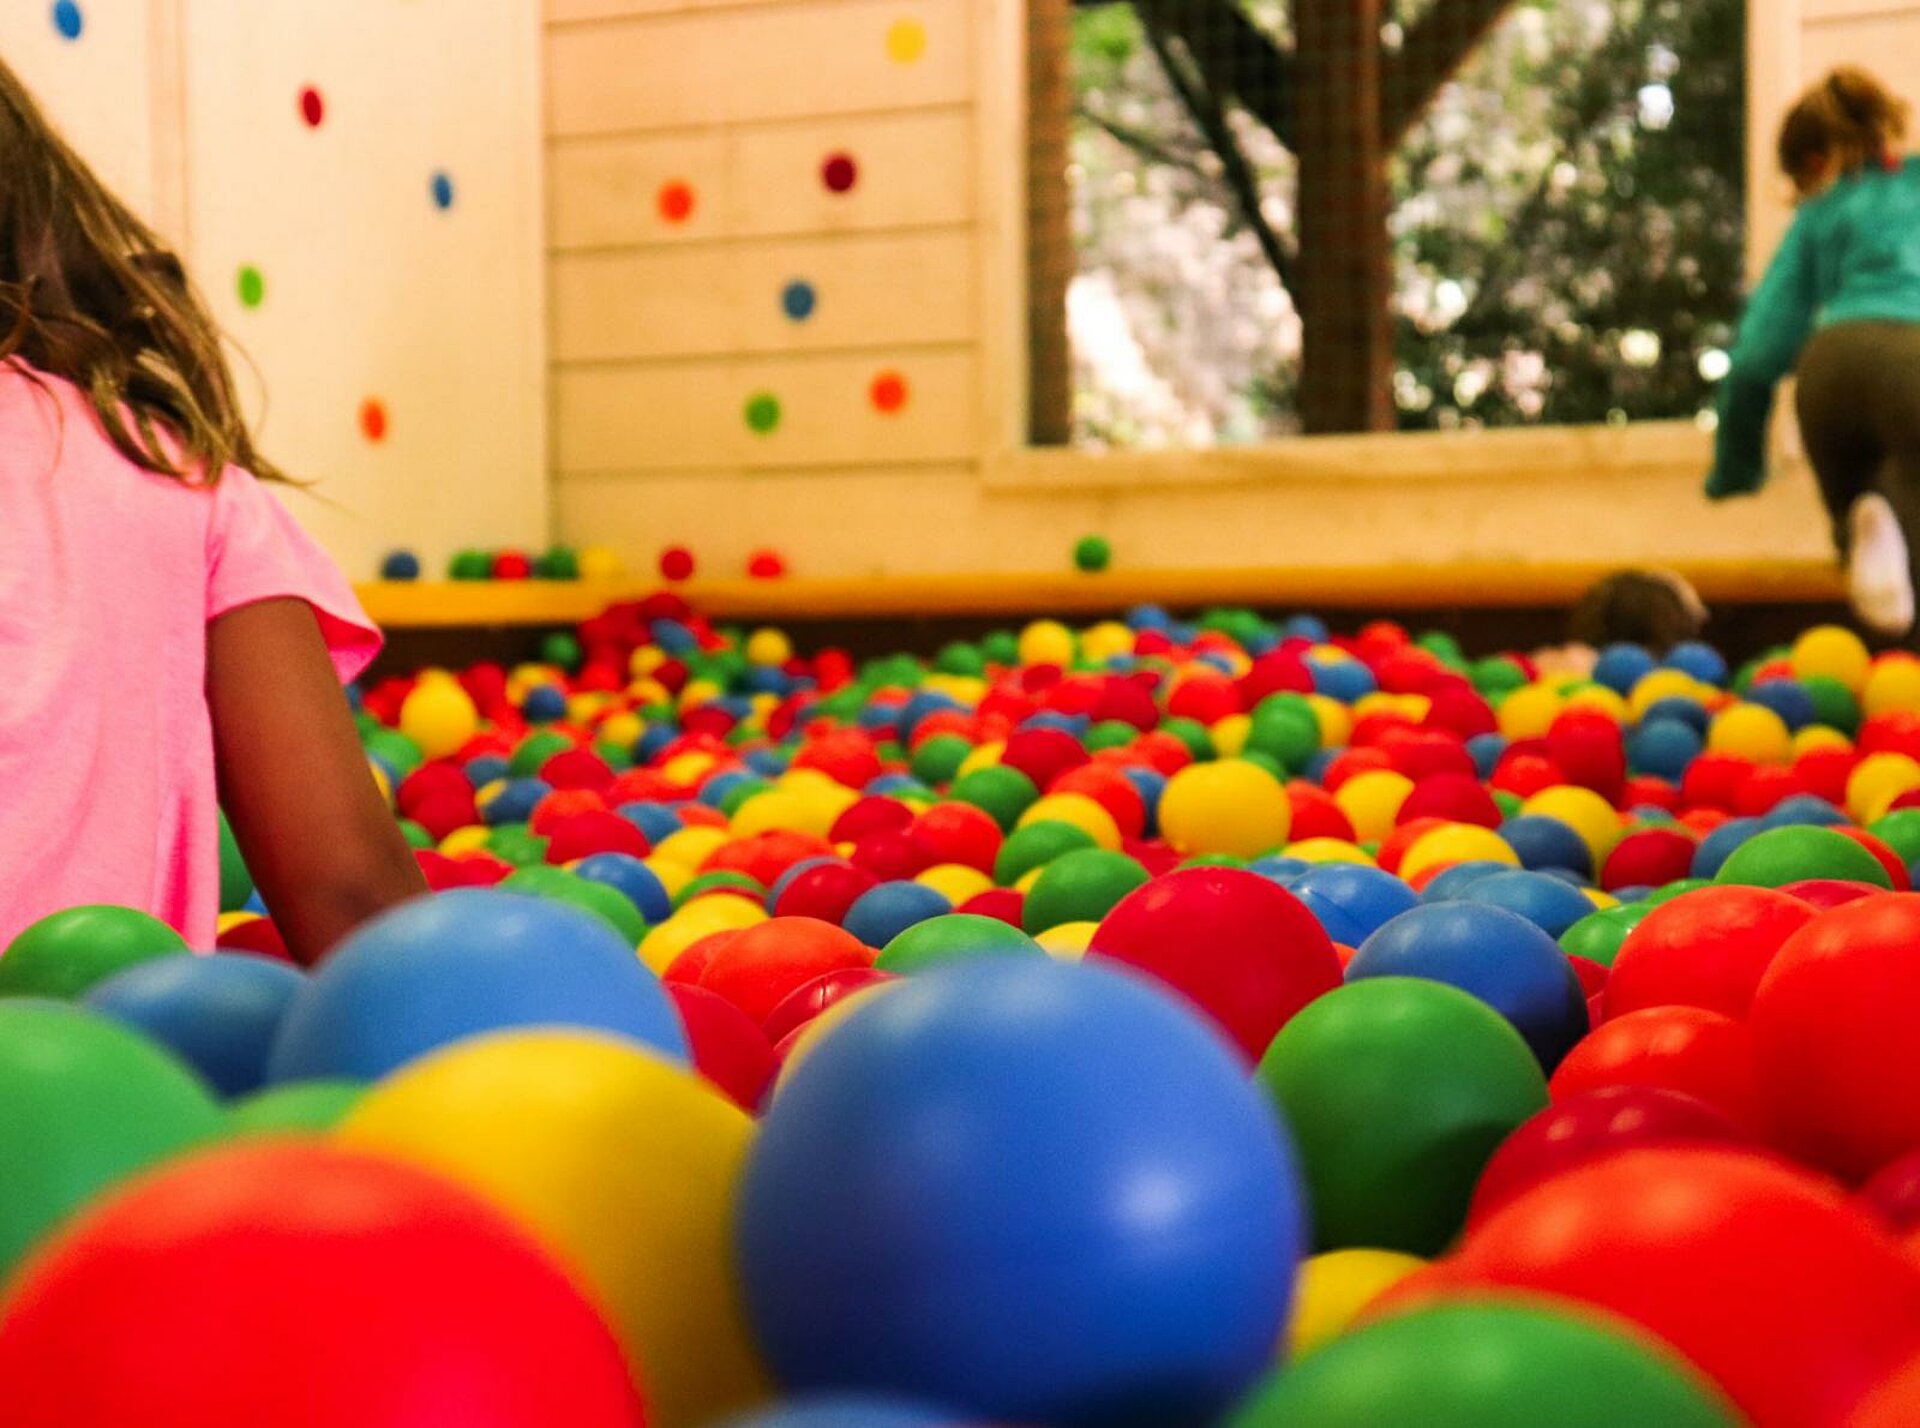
left=1796, top=320, right=1920, bottom=564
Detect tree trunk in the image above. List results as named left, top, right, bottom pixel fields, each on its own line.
left=1027, top=0, right=1074, bottom=446
left=1294, top=0, right=1394, bottom=434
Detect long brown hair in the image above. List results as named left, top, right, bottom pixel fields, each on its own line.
left=1778, top=67, right=1910, bottom=196
left=0, top=57, right=284, bottom=484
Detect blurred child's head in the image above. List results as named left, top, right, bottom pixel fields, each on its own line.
left=0, top=57, right=281, bottom=482
left=1778, top=67, right=1908, bottom=198
left=1568, top=568, right=1706, bottom=654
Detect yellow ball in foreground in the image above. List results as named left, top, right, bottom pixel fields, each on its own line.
left=1287, top=1248, right=1428, bottom=1359
left=1846, top=752, right=1920, bottom=824
left=1707, top=702, right=1792, bottom=765
left=1158, top=759, right=1293, bottom=859
left=338, top=1031, right=769, bottom=1428
left=1333, top=769, right=1414, bottom=845
left=1792, top=624, right=1871, bottom=690
left=1865, top=654, right=1920, bottom=718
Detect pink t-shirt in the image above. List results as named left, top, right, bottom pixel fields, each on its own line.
left=0, top=364, right=378, bottom=951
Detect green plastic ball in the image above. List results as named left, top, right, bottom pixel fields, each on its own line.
left=485, top=825, right=551, bottom=868
left=910, top=734, right=974, bottom=788
left=1801, top=675, right=1861, bottom=734
left=0, top=1002, right=224, bottom=1276
left=993, top=821, right=1099, bottom=886
left=1020, top=849, right=1150, bottom=933
left=981, top=630, right=1020, bottom=666
left=1558, top=902, right=1653, bottom=968
left=1246, top=695, right=1321, bottom=774
left=1643, top=877, right=1716, bottom=905
left=1073, top=534, right=1112, bottom=573
left=934, top=642, right=987, bottom=677
left=217, top=812, right=255, bottom=913
left=1161, top=717, right=1217, bottom=762
left=1085, top=720, right=1140, bottom=753
left=448, top=549, right=493, bottom=581
left=1716, top=825, right=1892, bottom=890
left=950, top=765, right=1041, bottom=833
left=1257, top=977, right=1549, bottom=1255
left=874, top=914, right=1046, bottom=974
left=540, top=631, right=584, bottom=673
left=363, top=728, right=426, bottom=779
left=1228, top=1300, right=1740, bottom=1427
left=499, top=865, right=647, bottom=945
left=1471, top=657, right=1529, bottom=697
left=226, top=1079, right=367, bottom=1136
left=536, top=545, right=581, bottom=580
left=0, top=906, right=190, bottom=1000
left=674, top=871, right=765, bottom=909
left=509, top=730, right=575, bottom=779
left=397, top=819, right=435, bottom=851
left=1870, top=809, right=1920, bottom=868
left=594, top=739, right=635, bottom=772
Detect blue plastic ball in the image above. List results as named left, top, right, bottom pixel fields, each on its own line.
left=700, top=770, right=759, bottom=810
left=1126, top=603, right=1175, bottom=633
left=1455, top=869, right=1597, bottom=939
left=1284, top=614, right=1330, bottom=642
left=1348, top=902, right=1587, bottom=1071
left=379, top=549, right=422, bottom=581
left=1496, top=814, right=1594, bottom=877
left=84, top=953, right=306, bottom=1098
left=1642, top=696, right=1711, bottom=733
left=1119, top=768, right=1166, bottom=836
left=899, top=692, right=964, bottom=740
left=650, top=618, right=700, bottom=655
left=865, top=775, right=930, bottom=798
left=464, top=754, right=510, bottom=789
left=1419, top=860, right=1518, bottom=903
left=1247, top=855, right=1312, bottom=886
left=843, top=882, right=952, bottom=949
left=522, top=684, right=568, bottom=723
left=1759, top=794, right=1850, bottom=830
left=1745, top=678, right=1818, bottom=732
left=1288, top=863, right=1420, bottom=946
left=1592, top=643, right=1657, bottom=695
left=1303, top=749, right=1342, bottom=785
left=573, top=853, right=673, bottom=924
left=1310, top=660, right=1376, bottom=703
left=717, top=1401, right=969, bottom=1428
left=265, top=890, right=688, bottom=1083
left=1626, top=718, right=1704, bottom=781
left=635, top=725, right=679, bottom=763
left=1690, top=817, right=1761, bottom=878
left=1467, top=733, right=1507, bottom=779
left=1662, top=640, right=1728, bottom=686
left=481, top=777, right=550, bottom=826
left=616, top=800, right=684, bottom=845
left=737, top=958, right=1303, bottom=1424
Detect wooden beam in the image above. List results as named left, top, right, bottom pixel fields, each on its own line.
left=1379, top=0, right=1516, bottom=143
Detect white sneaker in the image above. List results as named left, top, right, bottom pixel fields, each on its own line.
left=1848, top=493, right=1916, bottom=637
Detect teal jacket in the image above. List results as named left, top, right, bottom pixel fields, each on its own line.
left=1707, top=155, right=1920, bottom=499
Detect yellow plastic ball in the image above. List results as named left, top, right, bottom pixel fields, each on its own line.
left=662, top=751, right=719, bottom=786
left=629, top=677, right=671, bottom=707
left=437, top=825, right=492, bottom=857
left=728, top=789, right=823, bottom=840
left=577, top=545, right=624, bottom=580
left=917, top=863, right=994, bottom=905
left=1792, top=624, right=1872, bottom=691
left=637, top=897, right=766, bottom=975
left=679, top=678, right=724, bottom=712
left=397, top=679, right=479, bottom=760
left=1865, top=655, right=1920, bottom=718
left=1629, top=668, right=1710, bottom=721
left=215, top=911, right=261, bottom=936
left=1018, top=619, right=1077, bottom=668
left=1792, top=725, right=1852, bottom=757
left=567, top=692, right=611, bottom=726
left=1287, top=1249, right=1428, bottom=1360
left=643, top=854, right=695, bottom=902
left=1585, top=888, right=1620, bottom=910
left=338, top=1032, right=768, bottom=1427
left=599, top=711, right=643, bottom=749
left=1305, top=694, right=1353, bottom=749
left=1283, top=838, right=1377, bottom=867
left=1398, top=823, right=1521, bottom=883
left=745, top=628, right=792, bottom=666
left=1521, top=785, right=1626, bottom=862
left=1081, top=621, right=1135, bottom=664
left=631, top=646, right=667, bottom=678
left=1333, top=769, right=1415, bottom=844
left=368, top=760, right=393, bottom=805
left=652, top=825, right=729, bottom=871
left=1158, top=759, right=1293, bottom=859
left=1496, top=683, right=1563, bottom=742
left=1707, top=702, right=1793, bottom=765
left=956, top=741, right=1005, bottom=777
left=1017, top=793, right=1122, bottom=850
left=1561, top=684, right=1629, bottom=724
left=922, top=674, right=987, bottom=707
left=1036, top=920, right=1097, bottom=960
left=1211, top=714, right=1252, bottom=756
left=1846, top=752, right=1920, bottom=824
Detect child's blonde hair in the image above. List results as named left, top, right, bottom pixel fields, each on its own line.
left=1778, top=67, right=1909, bottom=196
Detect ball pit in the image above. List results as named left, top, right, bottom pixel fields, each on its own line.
left=23, top=597, right=1920, bottom=1420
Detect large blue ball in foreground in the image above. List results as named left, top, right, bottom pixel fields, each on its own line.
left=1348, top=901, right=1586, bottom=1072
left=265, top=890, right=687, bottom=1083
left=737, top=958, right=1303, bottom=1426
left=84, top=953, right=306, bottom=1098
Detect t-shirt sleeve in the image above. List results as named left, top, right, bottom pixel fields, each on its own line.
left=204, top=466, right=381, bottom=683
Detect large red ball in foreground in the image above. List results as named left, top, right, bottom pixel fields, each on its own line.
left=1398, top=1148, right=1920, bottom=1428
left=1752, top=893, right=1920, bottom=1180
left=0, top=1142, right=645, bottom=1427
left=1089, top=866, right=1341, bottom=1061
left=1604, top=885, right=1815, bottom=1021
left=1548, top=1005, right=1764, bottom=1137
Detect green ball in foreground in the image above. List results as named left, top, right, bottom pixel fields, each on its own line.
left=1558, top=902, right=1652, bottom=968
left=875, top=914, right=1046, bottom=974
left=0, top=906, right=189, bottom=1001
left=1228, top=1299, right=1740, bottom=1428
left=1257, top=978, right=1548, bottom=1256
left=1021, top=848, right=1151, bottom=933
left=0, top=1002, right=224, bottom=1276
left=227, top=1080, right=368, bottom=1136
left=1870, top=808, right=1920, bottom=868
left=500, top=866, right=648, bottom=946
left=1073, top=534, right=1112, bottom=573
left=1715, top=825, right=1892, bottom=890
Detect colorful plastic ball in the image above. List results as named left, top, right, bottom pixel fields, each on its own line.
left=1089, top=866, right=1341, bottom=1061
left=1749, top=893, right=1920, bottom=1178
left=1707, top=702, right=1793, bottom=764
left=717, top=1402, right=970, bottom=1428
left=875, top=913, right=1045, bottom=974
left=1397, top=823, right=1521, bottom=883
left=0, top=1141, right=645, bottom=1428
left=1348, top=902, right=1586, bottom=1071
left=949, top=765, right=1040, bottom=832
left=696, top=916, right=873, bottom=1026
left=448, top=547, right=492, bottom=580
left=1627, top=717, right=1705, bottom=780
left=660, top=545, right=697, bottom=581
left=225, top=1079, right=365, bottom=1135
left=0, top=1002, right=225, bottom=1277
left=1018, top=848, right=1150, bottom=933
left=1593, top=643, right=1659, bottom=694
left=1603, top=884, right=1814, bottom=1020
left=1716, top=823, right=1893, bottom=890
left=1232, top=1299, right=1741, bottom=1428
left=81, top=953, right=305, bottom=1099
left=379, top=548, right=422, bottom=580
left=747, top=549, right=788, bottom=580
left=1520, top=785, right=1623, bottom=863
left=1285, top=1248, right=1427, bottom=1360
left=1548, top=1005, right=1762, bottom=1136
left=1257, top=977, right=1547, bottom=1254
left=1420, top=859, right=1517, bottom=902
left=1866, top=655, right=1920, bottom=717
left=1149, top=759, right=1288, bottom=860
left=1600, top=826, right=1695, bottom=891
left=503, top=863, right=649, bottom=945
left=1072, top=534, right=1112, bottom=572
left=843, top=881, right=952, bottom=949
left=762, top=967, right=897, bottom=1046
left=1467, top=1085, right=1749, bottom=1230
left=667, top=983, right=779, bottom=1112
left=342, top=1030, right=764, bottom=1426
left=1455, top=869, right=1601, bottom=939
left=1332, top=769, right=1414, bottom=843
left=774, top=861, right=878, bottom=923
left=1689, top=816, right=1759, bottom=877
left=1287, top=863, right=1419, bottom=946
left=265, top=889, right=687, bottom=1083
left=574, top=851, right=673, bottom=924
left=1496, top=814, right=1592, bottom=876
left=1662, top=640, right=1729, bottom=686
left=0, top=905, right=189, bottom=1000
left=1792, top=624, right=1872, bottom=689
left=1399, top=1149, right=1920, bottom=1428
left=738, top=958, right=1303, bottom=1425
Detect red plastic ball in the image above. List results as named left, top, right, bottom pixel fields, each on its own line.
left=1047, top=764, right=1147, bottom=841
left=746, top=549, right=786, bottom=579
left=1837, top=827, right=1912, bottom=890
left=1752, top=893, right=1920, bottom=1179
left=1395, top=772, right=1501, bottom=829
left=1490, top=751, right=1566, bottom=799
left=665, top=982, right=777, bottom=1113
left=1089, top=677, right=1159, bottom=732
left=1603, top=884, right=1814, bottom=1020
left=409, top=788, right=481, bottom=842
left=1622, top=775, right=1681, bottom=811
left=0, top=1142, right=646, bottom=1428
left=1599, top=827, right=1696, bottom=893
left=1286, top=783, right=1357, bottom=843
left=658, top=546, right=695, bottom=581
left=1549, top=1005, right=1764, bottom=1137
left=491, top=550, right=532, bottom=580
left=1545, top=710, right=1627, bottom=802
left=1780, top=877, right=1882, bottom=910
left=1237, top=652, right=1312, bottom=704
left=1088, top=867, right=1341, bottom=1062
left=1680, top=753, right=1755, bottom=813
left=696, top=916, right=874, bottom=1026
left=791, top=730, right=883, bottom=790
left=760, top=966, right=899, bottom=1047
left=1860, top=1148, right=1920, bottom=1236
left=998, top=727, right=1090, bottom=791
left=1401, top=1149, right=1920, bottom=1428
left=955, top=887, right=1026, bottom=926
left=1377, top=728, right=1476, bottom=783
left=701, top=830, right=836, bottom=889
left=1795, top=746, right=1860, bottom=807
left=772, top=861, right=878, bottom=924
left=1321, top=747, right=1393, bottom=792
left=828, top=796, right=915, bottom=844
left=1423, top=685, right=1498, bottom=739
left=1373, top=817, right=1450, bottom=876
left=1466, top=1085, right=1750, bottom=1230
left=848, top=828, right=938, bottom=881
left=214, top=916, right=293, bottom=963
left=911, top=801, right=1007, bottom=873
left=543, top=749, right=615, bottom=796
left=1730, top=764, right=1803, bottom=817
left=544, top=809, right=650, bottom=865
left=530, top=788, right=608, bottom=837
left=659, top=930, right=742, bottom=987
